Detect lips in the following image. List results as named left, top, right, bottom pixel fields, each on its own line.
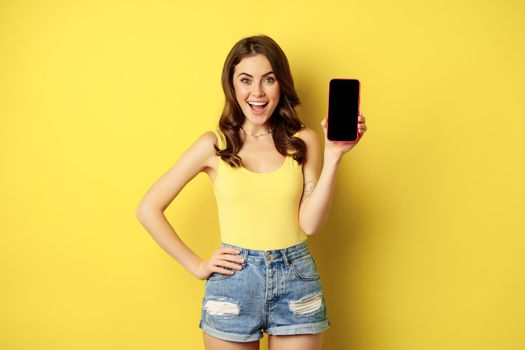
left=247, top=101, right=269, bottom=115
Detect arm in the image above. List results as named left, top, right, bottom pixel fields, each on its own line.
left=135, top=131, right=218, bottom=278
left=298, top=114, right=367, bottom=235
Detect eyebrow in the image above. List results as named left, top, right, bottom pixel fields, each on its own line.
left=237, top=71, right=275, bottom=78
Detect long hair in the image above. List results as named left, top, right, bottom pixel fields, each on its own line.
left=216, top=35, right=306, bottom=167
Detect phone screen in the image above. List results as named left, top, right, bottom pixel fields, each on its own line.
left=327, top=79, right=360, bottom=141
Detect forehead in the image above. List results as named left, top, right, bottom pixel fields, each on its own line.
left=234, top=54, right=273, bottom=76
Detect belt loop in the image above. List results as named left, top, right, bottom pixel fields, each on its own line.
left=281, top=248, right=290, bottom=268
left=241, top=248, right=248, bottom=266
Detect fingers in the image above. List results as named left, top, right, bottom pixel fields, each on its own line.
left=210, top=248, right=245, bottom=275
left=215, top=248, right=244, bottom=263
left=215, top=266, right=239, bottom=275
left=218, top=247, right=240, bottom=255
left=218, top=253, right=245, bottom=265
left=358, top=112, right=367, bottom=135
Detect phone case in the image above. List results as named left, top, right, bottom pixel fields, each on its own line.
left=327, top=78, right=361, bottom=142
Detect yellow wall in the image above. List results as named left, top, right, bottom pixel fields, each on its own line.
left=1, top=0, right=524, bottom=349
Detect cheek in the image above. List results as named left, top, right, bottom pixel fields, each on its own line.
left=271, top=91, right=280, bottom=105
left=271, top=86, right=281, bottom=101
left=234, top=86, right=249, bottom=100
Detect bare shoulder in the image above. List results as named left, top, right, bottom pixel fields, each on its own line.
left=297, top=126, right=322, bottom=178
left=192, top=131, right=219, bottom=169
left=297, top=126, right=321, bottom=149
left=135, top=131, right=219, bottom=213
left=196, top=130, right=218, bottom=151
left=185, top=130, right=217, bottom=156
left=172, top=130, right=219, bottom=173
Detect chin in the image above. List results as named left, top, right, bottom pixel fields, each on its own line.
left=244, top=117, right=270, bottom=126
left=243, top=111, right=274, bottom=125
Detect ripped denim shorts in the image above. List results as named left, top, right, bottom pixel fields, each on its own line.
left=198, top=240, right=330, bottom=343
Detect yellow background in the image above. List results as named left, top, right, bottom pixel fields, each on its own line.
left=1, top=0, right=524, bottom=349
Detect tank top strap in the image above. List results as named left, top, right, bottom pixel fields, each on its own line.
left=211, top=128, right=226, bottom=150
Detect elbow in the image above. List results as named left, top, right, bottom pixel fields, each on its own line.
left=135, top=206, right=147, bottom=223
left=303, top=227, right=319, bottom=236
left=304, top=228, right=317, bottom=236
left=300, top=221, right=319, bottom=236
left=299, top=213, right=319, bottom=236
left=135, top=203, right=161, bottom=223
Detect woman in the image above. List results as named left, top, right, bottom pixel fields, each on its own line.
left=136, top=35, right=367, bottom=350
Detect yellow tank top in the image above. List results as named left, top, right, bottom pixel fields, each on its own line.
left=211, top=129, right=307, bottom=250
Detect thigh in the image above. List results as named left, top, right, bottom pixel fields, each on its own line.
left=268, top=333, right=323, bottom=350
left=203, top=332, right=260, bottom=350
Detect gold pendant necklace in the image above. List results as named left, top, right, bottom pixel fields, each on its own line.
left=240, top=127, right=273, bottom=137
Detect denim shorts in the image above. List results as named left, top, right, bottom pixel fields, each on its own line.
left=198, top=240, right=330, bottom=342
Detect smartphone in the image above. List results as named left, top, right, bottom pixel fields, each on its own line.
left=327, top=78, right=360, bottom=142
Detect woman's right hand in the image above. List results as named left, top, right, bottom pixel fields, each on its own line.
left=320, top=112, right=367, bottom=161
left=194, top=247, right=245, bottom=281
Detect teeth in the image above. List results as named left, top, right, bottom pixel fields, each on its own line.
left=248, top=101, right=268, bottom=106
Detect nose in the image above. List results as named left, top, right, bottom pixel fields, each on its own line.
left=251, top=82, right=265, bottom=97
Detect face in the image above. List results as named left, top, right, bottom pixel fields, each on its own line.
left=233, top=54, right=280, bottom=129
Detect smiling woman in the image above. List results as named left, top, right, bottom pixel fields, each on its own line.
left=234, top=55, right=280, bottom=126
left=216, top=35, right=308, bottom=169
left=136, top=34, right=367, bottom=350
left=236, top=67, right=276, bottom=117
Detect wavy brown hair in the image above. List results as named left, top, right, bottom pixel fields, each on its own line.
left=216, top=35, right=306, bottom=167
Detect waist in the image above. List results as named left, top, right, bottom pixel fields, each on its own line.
left=219, top=240, right=310, bottom=265
left=218, top=223, right=307, bottom=251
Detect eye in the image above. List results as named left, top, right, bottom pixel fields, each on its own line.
left=240, top=78, right=251, bottom=84
left=265, top=77, right=276, bottom=84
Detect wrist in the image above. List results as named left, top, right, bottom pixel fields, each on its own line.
left=188, top=256, right=204, bottom=277
left=323, top=149, right=343, bottom=167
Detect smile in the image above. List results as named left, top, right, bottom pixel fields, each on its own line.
left=247, top=101, right=269, bottom=115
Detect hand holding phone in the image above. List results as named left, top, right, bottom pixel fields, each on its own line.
left=327, top=78, right=361, bottom=142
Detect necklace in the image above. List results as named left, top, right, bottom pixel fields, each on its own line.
left=240, top=127, right=273, bottom=137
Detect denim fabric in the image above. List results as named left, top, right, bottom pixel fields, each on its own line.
left=198, top=240, right=330, bottom=342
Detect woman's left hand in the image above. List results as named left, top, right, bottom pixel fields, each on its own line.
left=321, top=112, right=367, bottom=161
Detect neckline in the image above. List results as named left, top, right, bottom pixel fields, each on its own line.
left=240, top=156, right=289, bottom=175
